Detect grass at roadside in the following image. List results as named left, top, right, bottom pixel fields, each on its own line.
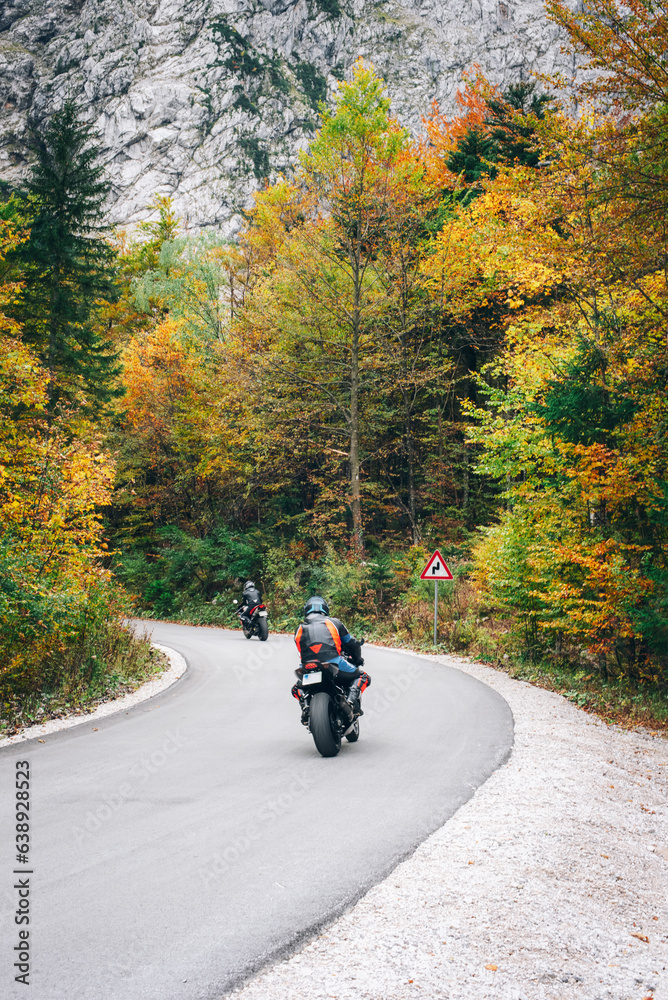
left=369, top=625, right=668, bottom=733
left=492, top=657, right=668, bottom=733
left=0, top=621, right=168, bottom=738
left=352, top=582, right=668, bottom=734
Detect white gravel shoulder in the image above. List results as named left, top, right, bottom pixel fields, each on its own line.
left=0, top=643, right=186, bottom=748
left=226, top=651, right=668, bottom=1000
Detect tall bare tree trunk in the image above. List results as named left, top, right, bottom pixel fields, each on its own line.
left=399, top=321, right=420, bottom=545
left=350, top=291, right=364, bottom=555
left=405, top=402, right=420, bottom=544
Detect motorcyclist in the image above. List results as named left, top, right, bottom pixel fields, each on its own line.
left=292, top=595, right=371, bottom=723
left=238, top=580, right=262, bottom=626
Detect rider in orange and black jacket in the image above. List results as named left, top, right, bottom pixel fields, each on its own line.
left=292, top=596, right=370, bottom=719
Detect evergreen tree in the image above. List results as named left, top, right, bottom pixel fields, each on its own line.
left=445, top=83, right=551, bottom=203
left=11, top=101, right=119, bottom=407
left=446, top=127, right=497, bottom=204
left=486, top=81, right=551, bottom=167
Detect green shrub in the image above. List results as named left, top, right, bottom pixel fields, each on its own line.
left=0, top=579, right=163, bottom=735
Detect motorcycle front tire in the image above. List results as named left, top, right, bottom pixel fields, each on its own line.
left=257, top=618, right=269, bottom=641
left=309, top=692, right=341, bottom=758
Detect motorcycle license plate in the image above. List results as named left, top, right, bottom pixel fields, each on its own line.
left=302, top=671, right=322, bottom=686
left=258, top=610, right=268, bottom=617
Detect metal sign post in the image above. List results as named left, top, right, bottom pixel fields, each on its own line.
left=420, top=549, right=454, bottom=646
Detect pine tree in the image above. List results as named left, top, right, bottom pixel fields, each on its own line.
left=11, top=101, right=119, bottom=407
left=446, top=127, right=497, bottom=205
left=485, top=81, right=551, bottom=167
left=444, top=83, right=550, bottom=203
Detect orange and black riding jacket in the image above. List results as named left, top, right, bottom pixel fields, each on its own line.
left=294, top=615, right=348, bottom=665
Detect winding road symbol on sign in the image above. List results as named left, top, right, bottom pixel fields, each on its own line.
left=420, top=549, right=453, bottom=643
left=420, top=549, right=453, bottom=580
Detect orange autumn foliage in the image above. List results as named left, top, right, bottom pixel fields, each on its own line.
left=421, top=70, right=500, bottom=187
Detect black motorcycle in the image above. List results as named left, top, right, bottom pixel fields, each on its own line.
left=295, top=643, right=365, bottom=757
left=233, top=600, right=269, bottom=641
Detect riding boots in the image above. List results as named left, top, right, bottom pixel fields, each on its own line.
left=346, top=679, right=364, bottom=717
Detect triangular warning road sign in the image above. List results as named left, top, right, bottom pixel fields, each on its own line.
left=420, top=549, right=453, bottom=580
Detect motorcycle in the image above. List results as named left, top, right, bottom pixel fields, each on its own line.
left=295, top=641, right=365, bottom=758
left=233, top=599, right=269, bottom=641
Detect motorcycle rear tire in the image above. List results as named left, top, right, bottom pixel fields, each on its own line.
left=345, top=719, right=360, bottom=742
left=310, top=692, right=341, bottom=758
left=257, top=618, right=269, bottom=641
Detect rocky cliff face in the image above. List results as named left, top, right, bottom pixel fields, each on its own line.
left=0, top=0, right=574, bottom=230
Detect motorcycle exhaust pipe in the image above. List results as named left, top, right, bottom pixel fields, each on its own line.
left=340, top=699, right=354, bottom=721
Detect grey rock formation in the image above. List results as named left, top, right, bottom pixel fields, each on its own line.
left=0, top=0, right=575, bottom=230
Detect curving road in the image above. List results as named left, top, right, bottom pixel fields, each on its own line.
left=0, top=623, right=513, bottom=1000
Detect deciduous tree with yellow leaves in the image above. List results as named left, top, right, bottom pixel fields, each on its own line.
left=439, top=0, right=668, bottom=677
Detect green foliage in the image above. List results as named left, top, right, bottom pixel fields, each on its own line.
left=210, top=18, right=290, bottom=111
left=534, top=341, right=638, bottom=446
left=474, top=510, right=547, bottom=657
left=311, top=0, right=342, bottom=17
left=238, top=136, right=271, bottom=181
left=627, top=564, right=668, bottom=661
left=132, top=228, right=231, bottom=340
left=307, top=64, right=400, bottom=164
left=131, top=195, right=181, bottom=272
left=8, top=101, right=119, bottom=407
left=115, top=525, right=257, bottom=614
left=211, top=21, right=263, bottom=77
left=234, top=93, right=259, bottom=116
left=446, top=127, right=497, bottom=186
left=486, top=81, right=551, bottom=167
left=0, top=576, right=161, bottom=735
left=294, top=61, right=328, bottom=110
left=439, top=81, right=550, bottom=205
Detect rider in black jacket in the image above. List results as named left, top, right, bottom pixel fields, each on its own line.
left=239, top=580, right=262, bottom=625
left=292, top=595, right=371, bottom=720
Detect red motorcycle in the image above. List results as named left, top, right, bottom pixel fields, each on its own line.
left=233, top=600, right=269, bottom=641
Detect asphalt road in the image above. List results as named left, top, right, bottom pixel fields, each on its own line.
left=0, top=623, right=514, bottom=1000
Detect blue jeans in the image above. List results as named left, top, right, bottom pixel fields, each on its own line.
left=325, top=656, right=359, bottom=675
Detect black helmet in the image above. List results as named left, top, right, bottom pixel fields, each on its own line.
left=304, top=595, right=329, bottom=618
left=243, top=580, right=255, bottom=591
